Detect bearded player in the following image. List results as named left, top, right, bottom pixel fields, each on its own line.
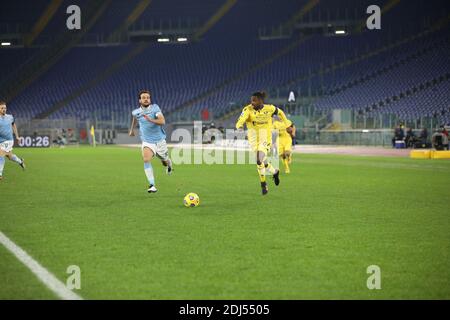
left=236, top=91, right=289, bottom=195
left=129, top=90, right=173, bottom=193
left=0, top=101, right=26, bottom=180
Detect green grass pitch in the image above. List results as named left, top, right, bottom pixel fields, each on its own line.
left=0, top=146, right=449, bottom=299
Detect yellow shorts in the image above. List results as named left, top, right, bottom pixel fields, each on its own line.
left=250, top=141, right=271, bottom=154
left=277, top=136, right=292, bottom=154
left=248, top=131, right=272, bottom=154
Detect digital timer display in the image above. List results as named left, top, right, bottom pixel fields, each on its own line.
left=17, top=136, right=50, bottom=148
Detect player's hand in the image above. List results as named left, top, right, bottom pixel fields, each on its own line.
left=129, top=130, right=135, bottom=137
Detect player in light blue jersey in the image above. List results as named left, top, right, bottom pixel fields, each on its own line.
left=129, top=90, right=173, bottom=193
left=0, top=101, right=26, bottom=180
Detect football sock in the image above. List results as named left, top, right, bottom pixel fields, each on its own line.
left=166, top=158, right=173, bottom=168
left=257, top=163, right=266, bottom=182
left=144, top=162, right=155, bottom=186
left=0, top=156, right=4, bottom=176
left=10, top=154, right=23, bottom=165
left=264, top=162, right=276, bottom=175
left=283, top=158, right=290, bottom=172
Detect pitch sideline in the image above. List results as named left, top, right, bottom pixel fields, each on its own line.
left=0, top=231, right=83, bottom=300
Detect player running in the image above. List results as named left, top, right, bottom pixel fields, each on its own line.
left=236, top=91, right=289, bottom=195
left=0, top=101, right=25, bottom=180
left=129, top=90, right=173, bottom=193
left=273, top=117, right=296, bottom=173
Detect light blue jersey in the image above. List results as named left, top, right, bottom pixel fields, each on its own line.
left=0, top=114, right=14, bottom=143
left=132, top=104, right=166, bottom=143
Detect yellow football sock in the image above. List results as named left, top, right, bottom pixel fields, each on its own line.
left=257, top=163, right=266, bottom=182
left=283, top=158, right=290, bottom=172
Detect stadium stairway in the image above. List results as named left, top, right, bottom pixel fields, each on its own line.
left=192, top=0, right=238, bottom=41
left=24, top=0, right=63, bottom=47
left=0, top=0, right=112, bottom=103
left=272, top=0, right=320, bottom=35
left=106, top=0, right=153, bottom=43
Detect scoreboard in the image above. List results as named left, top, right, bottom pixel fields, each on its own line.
left=17, top=136, right=50, bottom=148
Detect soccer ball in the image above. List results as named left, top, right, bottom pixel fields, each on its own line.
left=183, top=193, right=200, bottom=207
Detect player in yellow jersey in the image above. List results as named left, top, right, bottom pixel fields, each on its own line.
left=288, top=123, right=296, bottom=164
left=273, top=117, right=295, bottom=173
left=236, top=91, right=289, bottom=195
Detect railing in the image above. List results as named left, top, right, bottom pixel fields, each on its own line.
left=297, top=129, right=394, bottom=146
left=129, top=18, right=201, bottom=33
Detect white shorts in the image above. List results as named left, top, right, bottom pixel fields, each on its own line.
left=0, top=140, right=14, bottom=153
left=142, top=140, right=169, bottom=161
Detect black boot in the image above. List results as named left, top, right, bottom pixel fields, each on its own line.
left=261, top=182, right=268, bottom=195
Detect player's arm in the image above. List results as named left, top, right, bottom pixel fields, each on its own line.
left=143, top=112, right=165, bottom=125
left=12, top=122, right=20, bottom=140
left=236, top=107, right=250, bottom=129
left=275, top=107, right=289, bottom=126
left=290, top=124, right=296, bottom=138
left=129, top=116, right=136, bottom=136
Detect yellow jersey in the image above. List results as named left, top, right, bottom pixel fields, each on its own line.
left=236, top=104, right=288, bottom=130
left=273, top=119, right=293, bottom=139
left=236, top=104, right=288, bottom=152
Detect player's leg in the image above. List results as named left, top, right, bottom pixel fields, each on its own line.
left=283, top=151, right=291, bottom=173
left=142, top=145, right=157, bottom=193
left=261, top=142, right=279, bottom=186
left=1, top=141, right=25, bottom=176
left=283, top=137, right=292, bottom=173
left=256, top=150, right=268, bottom=195
left=156, top=140, right=173, bottom=175
left=266, top=161, right=280, bottom=186
left=161, top=159, right=173, bottom=174
left=0, top=151, right=5, bottom=179
left=278, top=142, right=289, bottom=174
left=287, top=139, right=293, bottom=164
left=6, top=153, right=25, bottom=170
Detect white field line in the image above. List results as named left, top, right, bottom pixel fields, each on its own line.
left=0, top=231, right=83, bottom=300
